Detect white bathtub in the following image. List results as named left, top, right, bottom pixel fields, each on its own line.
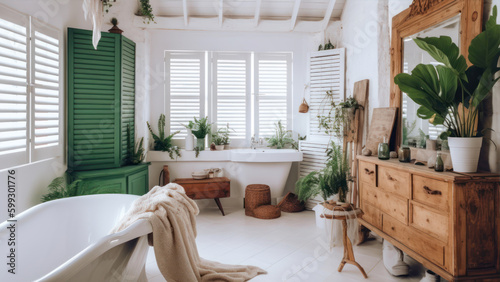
left=148, top=148, right=303, bottom=199
left=0, top=194, right=152, bottom=282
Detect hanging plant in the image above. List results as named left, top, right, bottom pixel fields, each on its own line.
left=138, top=0, right=156, bottom=24
left=102, top=0, right=115, bottom=13
left=317, top=94, right=360, bottom=138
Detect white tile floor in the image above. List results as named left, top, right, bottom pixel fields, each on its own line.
left=145, top=204, right=431, bottom=282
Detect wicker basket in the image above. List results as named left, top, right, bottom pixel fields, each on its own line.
left=253, top=205, right=281, bottom=219
left=245, top=184, right=271, bottom=216
left=277, top=192, right=305, bottom=213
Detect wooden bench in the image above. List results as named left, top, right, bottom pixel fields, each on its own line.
left=173, top=177, right=230, bottom=216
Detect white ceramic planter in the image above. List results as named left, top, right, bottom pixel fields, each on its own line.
left=448, top=137, right=483, bottom=173
left=215, top=145, right=224, bottom=150
left=185, top=129, right=194, bottom=151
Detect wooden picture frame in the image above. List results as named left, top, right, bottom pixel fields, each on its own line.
left=389, top=0, right=484, bottom=147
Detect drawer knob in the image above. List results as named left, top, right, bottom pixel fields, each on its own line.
left=364, top=168, right=374, bottom=175
left=423, top=186, right=442, bottom=195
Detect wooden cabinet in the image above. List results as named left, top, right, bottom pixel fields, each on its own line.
left=67, top=28, right=136, bottom=171
left=173, top=177, right=230, bottom=216
left=70, top=163, right=150, bottom=196
left=357, top=156, right=500, bottom=281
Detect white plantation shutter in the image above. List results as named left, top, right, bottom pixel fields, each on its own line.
left=308, top=49, right=345, bottom=137
left=0, top=8, right=29, bottom=169
left=165, top=51, right=205, bottom=138
left=254, top=53, right=291, bottom=138
left=298, top=141, right=330, bottom=210
left=31, top=19, right=62, bottom=161
left=212, top=53, right=250, bottom=141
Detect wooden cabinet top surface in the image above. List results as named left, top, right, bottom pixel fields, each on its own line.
left=357, top=156, right=499, bottom=182
left=173, top=177, right=230, bottom=184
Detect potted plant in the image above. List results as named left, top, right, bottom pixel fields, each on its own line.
left=266, top=120, right=298, bottom=149
left=125, top=124, right=145, bottom=165
left=211, top=132, right=225, bottom=150
left=394, top=7, right=500, bottom=172
left=296, top=142, right=351, bottom=231
left=147, top=114, right=181, bottom=159
left=216, top=123, right=233, bottom=149
left=318, top=96, right=360, bottom=138
left=191, top=116, right=211, bottom=151
left=138, top=0, right=156, bottom=24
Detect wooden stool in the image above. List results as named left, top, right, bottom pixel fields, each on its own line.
left=173, top=177, right=230, bottom=216
left=321, top=208, right=367, bottom=279
left=245, top=184, right=271, bottom=217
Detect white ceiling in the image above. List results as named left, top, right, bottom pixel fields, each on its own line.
left=137, top=0, right=346, bottom=32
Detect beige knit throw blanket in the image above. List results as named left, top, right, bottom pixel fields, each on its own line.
left=111, top=183, right=267, bottom=282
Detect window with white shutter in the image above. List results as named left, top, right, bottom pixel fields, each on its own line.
left=31, top=18, right=62, bottom=161
left=0, top=5, right=62, bottom=170
left=212, top=53, right=251, bottom=143
left=165, top=51, right=205, bottom=138
left=0, top=8, right=29, bottom=169
left=254, top=53, right=291, bottom=138
left=308, top=49, right=345, bottom=137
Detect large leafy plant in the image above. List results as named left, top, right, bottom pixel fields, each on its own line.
left=147, top=114, right=181, bottom=159
left=295, top=142, right=350, bottom=203
left=267, top=120, right=298, bottom=149
left=394, top=7, right=500, bottom=138
left=191, top=116, right=211, bottom=139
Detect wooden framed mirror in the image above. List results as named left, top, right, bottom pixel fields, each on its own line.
left=390, top=0, right=483, bottom=147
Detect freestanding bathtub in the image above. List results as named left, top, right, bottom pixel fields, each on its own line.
left=0, top=194, right=152, bottom=282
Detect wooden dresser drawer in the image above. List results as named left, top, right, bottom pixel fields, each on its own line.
left=378, top=166, right=410, bottom=198
left=359, top=161, right=376, bottom=186
left=360, top=201, right=381, bottom=229
left=410, top=203, right=448, bottom=243
left=383, top=214, right=445, bottom=267
left=360, top=182, right=408, bottom=225
left=412, top=175, right=449, bottom=212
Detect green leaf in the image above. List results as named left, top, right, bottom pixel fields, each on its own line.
left=436, top=65, right=458, bottom=103
left=468, top=25, right=500, bottom=69
left=471, top=67, right=500, bottom=107
left=485, top=6, right=498, bottom=30
left=394, top=71, right=441, bottom=112
left=414, top=37, right=467, bottom=74
left=416, top=106, right=436, bottom=119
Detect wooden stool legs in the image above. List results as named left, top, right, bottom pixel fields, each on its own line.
left=338, top=219, right=368, bottom=278
left=214, top=198, right=225, bottom=216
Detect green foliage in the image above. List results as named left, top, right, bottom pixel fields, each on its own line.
left=318, top=39, right=335, bottom=51
left=194, top=146, right=201, bottom=158
left=402, top=118, right=416, bottom=145
left=266, top=120, right=298, bottom=149
left=295, top=142, right=350, bottom=203
left=102, top=0, right=113, bottom=13
left=211, top=123, right=234, bottom=145
left=318, top=95, right=359, bottom=138
left=191, top=116, right=211, bottom=139
left=41, top=174, right=82, bottom=202
left=147, top=114, right=181, bottom=159
left=139, top=0, right=156, bottom=24
left=126, top=124, right=145, bottom=165
left=394, top=6, right=500, bottom=137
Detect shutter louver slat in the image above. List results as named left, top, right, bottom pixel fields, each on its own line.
left=121, top=37, right=135, bottom=165
left=213, top=54, right=250, bottom=140
left=166, top=52, right=205, bottom=138
left=308, top=49, right=345, bottom=137
left=0, top=10, right=29, bottom=168
left=299, top=141, right=330, bottom=210
left=255, top=53, right=291, bottom=138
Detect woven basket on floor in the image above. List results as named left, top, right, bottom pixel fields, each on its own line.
left=253, top=205, right=281, bottom=219
left=245, top=184, right=271, bottom=217
left=277, top=192, right=305, bottom=213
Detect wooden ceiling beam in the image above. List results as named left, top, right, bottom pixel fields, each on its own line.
left=290, top=0, right=302, bottom=30
left=254, top=0, right=262, bottom=27
left=182, top=0, right=188, bottom=26
left=321, top=0, right=337, bottom=30
left=219, top=0, right=224, bottom=27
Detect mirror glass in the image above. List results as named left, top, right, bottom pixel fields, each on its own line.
left=401, top=14, right=460, bottom=147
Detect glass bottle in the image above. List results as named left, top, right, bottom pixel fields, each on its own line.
left=378, top=137, right=390, bottom=160
left=435, top=152, right=444, bottom=172
left=398, top=146, right=411, bottom=163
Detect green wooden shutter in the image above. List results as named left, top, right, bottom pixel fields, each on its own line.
left=68, top=28, right=121, bottom=170
left=120, top=36, right=136, bottom=165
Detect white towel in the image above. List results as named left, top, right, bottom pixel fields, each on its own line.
left=82, top=0, right=102, bottom=49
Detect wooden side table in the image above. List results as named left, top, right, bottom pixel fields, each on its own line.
left=173, top=177, right=230, bottom=216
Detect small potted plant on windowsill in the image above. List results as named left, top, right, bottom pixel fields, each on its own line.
left=211, top=132, right=225, bottom=150
left=394, top=7, right=500, bottom=172
left=147, top=114, right=181, bottom=159
left=267, top=120, right=298, bottom=149
left=191, top=116, right=211, bottom=151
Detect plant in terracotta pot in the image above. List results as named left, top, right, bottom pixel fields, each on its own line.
left=394, top=7, right=500, bottom=172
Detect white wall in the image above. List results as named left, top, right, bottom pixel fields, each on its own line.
left=0, top=0, right=150, bottom=221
